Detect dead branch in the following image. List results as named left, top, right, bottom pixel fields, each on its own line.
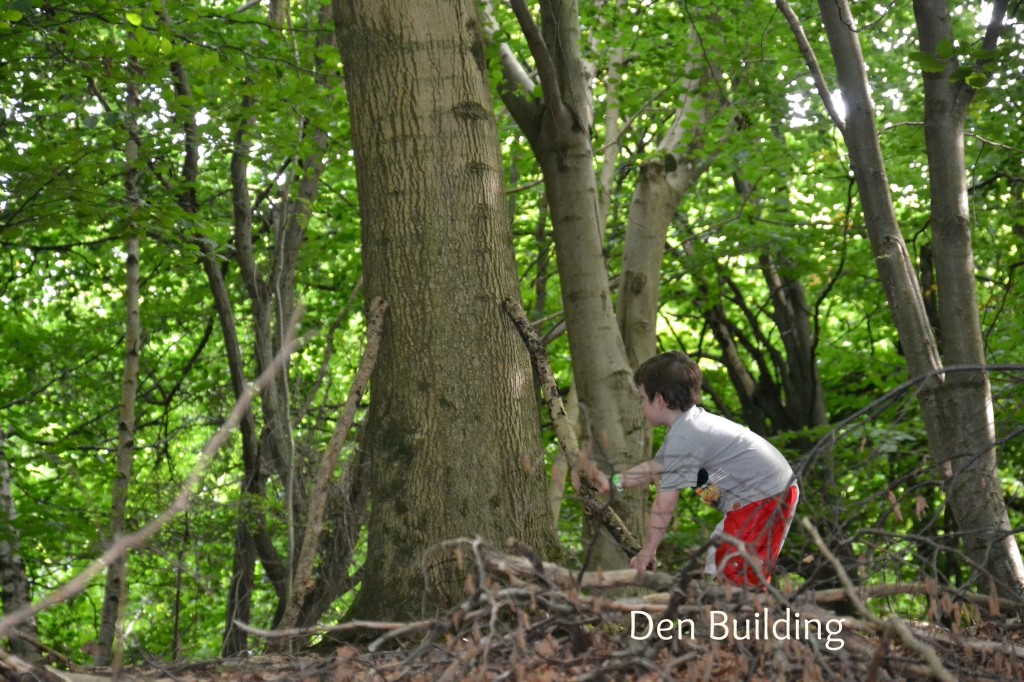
left=813, top=580, right=1023, bottom=613
left=503, top=297, right=642, bottom=557
left=0, top=648, right=67, bottom=682
left=480, top=541, right=676, bottom=593
left=160, top=537, right=1024, bottom=681
left=802, top=518, right=957, bottom=682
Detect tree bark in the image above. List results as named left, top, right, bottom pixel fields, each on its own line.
left=815, top=0, right=1023, bottom=599
left=617, top=98, right=708, bottom=372
left=0, top=430, right=38, bottom=662
left=333, top=0, right=560, bottom=621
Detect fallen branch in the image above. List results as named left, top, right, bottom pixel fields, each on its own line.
left=503, top=298, right=642, bottom=557
left=480, top=542, right=676, bottom=592
left=238, top=537, right=1022, bottom=681
left=0, top=648, right=67, bottom=682
left=0, top=309, right=304, bottom=641
left=235, top=617, right=433, bottom=642
left=813, top=580, right=1022, bottom=613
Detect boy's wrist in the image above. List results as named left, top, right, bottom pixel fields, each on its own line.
left=611, top=473, right=625, bottom=493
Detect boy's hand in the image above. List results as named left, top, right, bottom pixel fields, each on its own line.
left=575, top=443, right=610, bottom=493
left=630, top=546, right=657, bottom=575
left=571, top=467, right=610, bottom=493
left=590, top=471, right=611, bottom=494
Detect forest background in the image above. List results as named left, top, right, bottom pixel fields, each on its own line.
left=1, top=0, right=1023, bottom=668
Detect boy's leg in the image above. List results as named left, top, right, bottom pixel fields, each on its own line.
left=705, top=518, right=726, bottom=576
left=715, top=485, right=799, bottom=588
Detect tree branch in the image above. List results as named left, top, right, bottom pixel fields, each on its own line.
left=508, top=0, right=564, bottom=116
left=775, top=0, right=846, bottom=131
left=802, top=517, right=957, bottom=682
left=275, top=297, right=387, bottom=637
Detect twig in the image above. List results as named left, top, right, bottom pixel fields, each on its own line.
left=234, top=617, right=434, bottom=641
left=0, top=309, right=305, bottom=640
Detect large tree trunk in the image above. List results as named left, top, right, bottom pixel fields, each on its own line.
left=816, top=0, right=1024, bottom=599
left=333, top=0, right=559, bottom=620
left=0, top=430, right=38, bottom=662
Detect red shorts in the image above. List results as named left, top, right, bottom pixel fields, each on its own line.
left=715, top=485, right=799, bottom=589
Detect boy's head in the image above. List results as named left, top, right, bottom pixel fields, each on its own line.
left=633, top=351, right=702, bottom=411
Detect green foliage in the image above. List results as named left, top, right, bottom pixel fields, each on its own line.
left=1, top=0, right=363, bottom=662
left=1, top=0, right=1022, bottom=663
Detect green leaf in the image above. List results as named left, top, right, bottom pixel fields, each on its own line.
left=965, top=71, right=989, bottom=89
left=911, top=50, right=946, bottom=74
left=936, top=38, right=955, bottom=60
left=2, top=9, right=23, bottom=21
left=125, top=12, right=142, bottom=27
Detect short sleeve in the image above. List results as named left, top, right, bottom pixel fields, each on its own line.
left=655, top=443, right=700, bottom=491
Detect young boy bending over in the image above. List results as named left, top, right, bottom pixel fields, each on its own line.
left=591, top=351, right=799, bottom=588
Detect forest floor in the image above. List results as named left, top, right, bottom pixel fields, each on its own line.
left=7, top=545, right=1024, bottom=681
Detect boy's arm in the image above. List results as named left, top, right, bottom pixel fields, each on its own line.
left=589, top=458, right=664, bottom=494
left=631, top=488, right=680, bottom=575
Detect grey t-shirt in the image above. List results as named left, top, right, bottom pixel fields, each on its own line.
left=655, top=407, right=795, bottom=513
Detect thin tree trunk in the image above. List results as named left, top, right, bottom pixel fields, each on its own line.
left=275, top=297, right=386, bottom=638
left=759, top=254, right=828, bottom=431
left=95, top=78, right=143, bottom=666
left=814, top=0, right=1023, bottom=599
left=617, top=94, right=708, bottom=372
left=166, top=36, right=280, bottom=652
left=0, top=430, right=38, bottom=662
left=910, top=0, right=1023, bottom=599
left=498, top=0, right=647, bottom=570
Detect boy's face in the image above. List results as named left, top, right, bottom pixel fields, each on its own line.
left=638, top=385, right=676, bottom=427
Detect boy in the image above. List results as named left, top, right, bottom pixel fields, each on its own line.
left=591, top=351, right=799, bottom=588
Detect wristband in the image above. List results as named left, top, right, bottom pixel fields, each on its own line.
left=611, top=473, right=625, bottom=493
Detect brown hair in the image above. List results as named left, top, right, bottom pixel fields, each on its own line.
left=633, top=351, right=702, bottom=411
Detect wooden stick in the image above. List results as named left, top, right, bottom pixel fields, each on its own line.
left=503, top=298, right=642, bottom=557
left=812, top=580, right=1022, bottom=613
left=0, top=648, right=67, bottom=682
